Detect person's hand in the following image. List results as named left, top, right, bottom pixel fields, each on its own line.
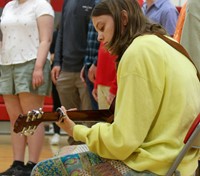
left=92, top=88, right=98, bottom=102
left=88, top=64, right=96, bottom=83
left=80, top=66, right=86, bottom=83
left=32, top=67, right=44, bottom=90
left=50, top=54, right=55, bottom=65
left=107, top=92, right=115, bottom=105
left=51, top=66, right=61, bottom=85
left=56, top=106, right=76, bottom=137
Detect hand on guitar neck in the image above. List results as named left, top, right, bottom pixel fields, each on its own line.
left=13, top=98, right=115, bottom=136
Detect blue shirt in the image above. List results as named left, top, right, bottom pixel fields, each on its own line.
left=142, top=0, right=179, bottom=36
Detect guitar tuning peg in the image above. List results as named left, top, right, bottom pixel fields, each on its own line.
left=56, top=107, right=66, bottom=121
left=39, top=108, right=43, bottom=113
left=33, top=108, right=43, bottom=119
left=21, top=126, right=33, bottom=136
left=21, top=128, right=28, bottom=136
left=27, top=108, right=43, bottom=121
left=27, top=111, right=32, bottom=122
left=29, top=131, right=34, bottom=135
left=30, top=126, right=37, bottom=135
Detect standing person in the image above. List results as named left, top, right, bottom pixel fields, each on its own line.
left=142, top=0, right=179, bottom=36
left=51, top=0, right=95, bottom=112
left=49, top=24, right=62, bottom=145
left=51, top=0, right=96, bottom=145
left=92, top=42, right=117, bottom=109
left=173, top=2, right=187, bottom=43
left=0, top=0, right=54, bottom=175
left=180, top=0, right=200, bottom=72
left=89, top=0, right=142, bottom=109
left=32, top=0, right=200, bottom=175
left=90, top=0, right=143, bottom=109
left=180, top=1, right=200, bottom=174
left=51, top=0, right=95, bottom=144
left=80, top=19, right=100, bottom=110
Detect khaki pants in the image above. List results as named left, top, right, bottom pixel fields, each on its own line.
left=56, top=71, right=92, bottom=110
left=97, top=85, right=110, bottom=109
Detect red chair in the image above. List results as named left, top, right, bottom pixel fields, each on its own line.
left=166, top=114, right=200, bottom=176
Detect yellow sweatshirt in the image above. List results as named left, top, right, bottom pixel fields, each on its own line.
left=73, top=35, right=200, bottom=176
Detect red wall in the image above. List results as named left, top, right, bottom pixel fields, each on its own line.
left=0, top=96, right=53, bottom=121
left=0, top=0, right=64, bottom=11
left=50, top=0, right=64, bottom=12
left=0, top=0, right=11, bottom=7
left=0, top=96, right=9, bottom=120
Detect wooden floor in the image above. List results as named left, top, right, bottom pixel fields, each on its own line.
left=0, top=133, right=69, bottom=173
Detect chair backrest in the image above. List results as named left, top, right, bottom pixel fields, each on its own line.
left=166, top=113, right=200, bottom=176
left=184, top=113, right=200, bottom=148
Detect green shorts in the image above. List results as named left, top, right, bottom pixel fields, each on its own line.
left=0, top=59, right=52, bottom=96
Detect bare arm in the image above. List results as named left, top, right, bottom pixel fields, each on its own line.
left=88, top=64, right=97, bottom=83
left=32, top=15, right=54, bottom=89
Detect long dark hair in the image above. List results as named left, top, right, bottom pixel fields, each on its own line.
left=91, top=0, right=167, bottom=61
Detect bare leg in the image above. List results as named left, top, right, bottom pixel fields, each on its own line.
left=3, top=94, right=26, bottom=162
left=18, top=93, right=45, bottom=163
left=3, top=93, right=45, bottom=163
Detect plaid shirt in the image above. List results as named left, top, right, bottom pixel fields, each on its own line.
left=84, top=19, right=100, bottom=67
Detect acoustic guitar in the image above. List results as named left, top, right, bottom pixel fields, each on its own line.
left=13, top=98, right=115, bottom=136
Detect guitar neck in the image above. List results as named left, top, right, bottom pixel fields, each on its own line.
left=13, top=104, right=115, bottom=134
left=41, top=111, right=61, bottom=121
left=42, top=109, right=114, bottom=123
left=67, top=109, right=114, bottom=123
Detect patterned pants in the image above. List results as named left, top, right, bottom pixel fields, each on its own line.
left=31, top=145, right=159, bottom=176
